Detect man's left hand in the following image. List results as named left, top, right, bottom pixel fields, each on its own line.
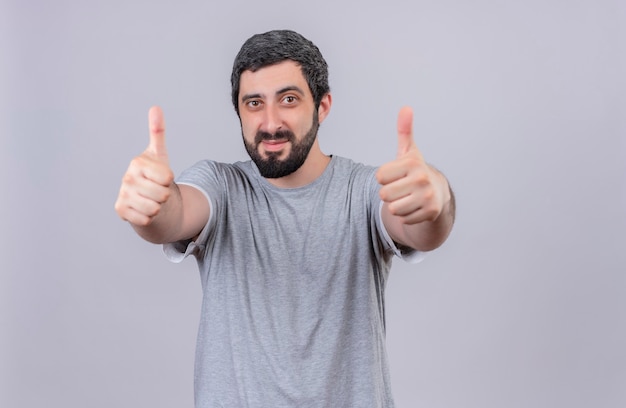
left=376, top=106, right=450, bottom=225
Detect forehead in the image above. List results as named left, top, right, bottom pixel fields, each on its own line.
left=239, top=60, right=311, bottom=98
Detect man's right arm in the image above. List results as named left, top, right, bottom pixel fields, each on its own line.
left=114, top=106, right=210, bottom=244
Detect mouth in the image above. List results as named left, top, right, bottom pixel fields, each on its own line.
left=261, top=139, right=289, bottom=152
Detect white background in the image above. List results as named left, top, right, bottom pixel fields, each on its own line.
left=2, top=0, right=625, bottom=407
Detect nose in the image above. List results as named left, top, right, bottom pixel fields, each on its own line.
left=260, top=104, right=282, bottom=134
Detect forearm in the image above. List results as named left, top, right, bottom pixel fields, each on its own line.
left=117, top=107, right=210, bottom=245
left=387, top=187, right=455, bottom=251
left=381, top=170, right=456, bottom=252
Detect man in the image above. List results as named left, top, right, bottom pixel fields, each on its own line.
left=115, top=29, right=455, bottom=407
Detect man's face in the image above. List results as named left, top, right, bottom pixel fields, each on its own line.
left=238, top=60, right=319, bottom=179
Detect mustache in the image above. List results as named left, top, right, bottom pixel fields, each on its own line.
left=254, top=129, right=295, bottom=145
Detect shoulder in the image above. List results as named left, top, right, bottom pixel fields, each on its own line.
left=331, top=156, right=378, bottom=182
left=182, top=159, right=249, bottom=173
left=173, top=160, right=260, bottom=200
left=179, top=159, right=254, bottom=181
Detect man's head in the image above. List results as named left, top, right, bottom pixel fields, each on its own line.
left=232, top=30, right=332, bottom=180
left=231, top=30, right=330, bottom=115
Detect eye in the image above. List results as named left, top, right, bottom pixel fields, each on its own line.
left=246, top=99, right=262, bottom=109
left=282, top=95, right=298, bottom=105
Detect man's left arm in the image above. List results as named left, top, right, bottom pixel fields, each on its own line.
left=376, top=107, right=456, bottom=252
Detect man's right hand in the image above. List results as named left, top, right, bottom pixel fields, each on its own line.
left=115, top=106, right=175, bottom=226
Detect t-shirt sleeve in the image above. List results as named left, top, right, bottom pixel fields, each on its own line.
left=377, top=201, right=426, bottom=263
left=368, top=170, right=425, bottom=264
left=162, top=160, right=221, bottom=263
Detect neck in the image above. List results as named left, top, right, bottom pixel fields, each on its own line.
left=265, top=141, right=330, bottom=188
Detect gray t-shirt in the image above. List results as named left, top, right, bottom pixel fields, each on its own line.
left=164, top=156, right=421, bottom=408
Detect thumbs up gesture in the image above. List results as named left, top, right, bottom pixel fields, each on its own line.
left=115, top=106, right=175, bottom=226
left=376, top=107, right=449, bottom=225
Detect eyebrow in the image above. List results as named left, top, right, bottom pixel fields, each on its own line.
left=240, top=85, right=306, bottom=103
left=276, top=85, right=305, bottom=96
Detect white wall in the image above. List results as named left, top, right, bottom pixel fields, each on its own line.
left=2, top=0, right=625, bottom=407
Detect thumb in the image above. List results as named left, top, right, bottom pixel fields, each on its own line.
left=147, top=105, right=169, bottom=163
left=396, top=106, right=416, bottom=157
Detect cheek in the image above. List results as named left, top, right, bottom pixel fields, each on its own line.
left=242, top=126, right=255, bottom=140
left=286, top=116, right=311, bottom=136
left=240, top=120, right=258, bottom=142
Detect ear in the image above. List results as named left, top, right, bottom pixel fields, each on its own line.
left=317, top=93, right=332, bottom=124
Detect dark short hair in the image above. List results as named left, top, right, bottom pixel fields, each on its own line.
left=230, top=30, right=330, bottom=114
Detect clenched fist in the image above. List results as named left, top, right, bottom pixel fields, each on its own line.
left=115, top=106, right=175, bottom=226
left=376, top=106, right=450, bottom=225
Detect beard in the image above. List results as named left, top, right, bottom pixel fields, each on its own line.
left=243, top=112, right=319, bottom=179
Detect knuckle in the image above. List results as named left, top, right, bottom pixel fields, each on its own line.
left=146, top=206, right=160, bottom=218
left=423, top=189, right=434, bottom=201
left=388, top=202, right=401, bottom=216
left=130, top=155, right=146, bottom=169
left=402, top=216, right=419, bottom=225
left=121, top=172, right=134, bottom=184
left=379, top=189, right=389, bottom=202
left=407, top=155, right=421, bottom=167
left=375, top=170, right=385, bottom=184
left=134, top=216, right=151, bottom=227
left=422, top=205, right=439, bottom=221
left=160, top=189, right=172, bottom=203
left=114, top=201, right=124, bottom=217
left=115, top=190, right=129, bottom=207
left=416, top=172, right=430, bottom=185
left=164, top=170, right=175, bottom=185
